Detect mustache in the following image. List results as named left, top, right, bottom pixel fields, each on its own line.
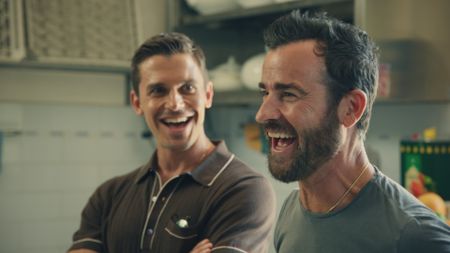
left=260, top=120, right=296, bottom=135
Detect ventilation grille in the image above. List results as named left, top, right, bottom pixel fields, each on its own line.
left=0, top=0, right=25, bottom=61
left=25, top=0, right=137, bottom=67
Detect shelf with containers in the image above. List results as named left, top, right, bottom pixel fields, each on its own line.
left=167, top=0, right=354, bottom=106
left=168, top=0, right=450, bottom=105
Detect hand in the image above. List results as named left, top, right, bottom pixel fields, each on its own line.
left=190, top=239, right=212, bottom=253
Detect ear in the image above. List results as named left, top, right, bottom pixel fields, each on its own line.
left=130, top=90, right=143, bottom=115
left=337, top=89, right=367, bottom=128
left=205, top=81, right=214, bottom=109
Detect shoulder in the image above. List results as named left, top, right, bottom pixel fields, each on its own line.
left=371, top=170, right=426, bottom=215
left=274, top=189, right=300, bottom=249
left=370, top=171, right=450, bottom=251
left=206, top=154, right=276, bottom=213
left=223, top=155, right=267, bottom=181
left=219, top=155, right=274, bottom=195
left=398, top=215, right=450, bottom=252
left=276, top=189, right=300, bottom=232
left=278, top=189, right=300, bottom=222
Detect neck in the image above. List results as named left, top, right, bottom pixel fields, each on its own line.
left=156, top=138, right=215, bottom=183
left=298, top=142, right=374, bottom=213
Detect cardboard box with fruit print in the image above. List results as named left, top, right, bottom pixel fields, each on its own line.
left=401, top=140, right=450, bottom=224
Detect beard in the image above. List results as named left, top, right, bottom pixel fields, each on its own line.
left=265, top=108, right=341, bottom=183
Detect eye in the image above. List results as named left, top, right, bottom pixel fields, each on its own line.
left=181, top=82, right=196, bottom=94
left=281, top=91, right=296, bottom=98
left=280, top=90, right=300, bottom=102
left=147, top=85, right=166, bottom=96
left=259, top=88, right=268, bottom=97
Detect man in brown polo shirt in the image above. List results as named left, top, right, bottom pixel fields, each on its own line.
left=67, top=33, right=276, bottom=253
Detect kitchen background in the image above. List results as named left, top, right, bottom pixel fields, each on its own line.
left=0, top=0, right=449, bottom=253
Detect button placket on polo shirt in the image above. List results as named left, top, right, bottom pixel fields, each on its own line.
left=141, top=175, right=183, bottom=251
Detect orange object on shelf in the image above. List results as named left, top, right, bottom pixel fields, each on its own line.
left=418, top=192, right=447, bottom=219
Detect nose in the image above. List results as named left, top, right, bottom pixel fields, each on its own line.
left=166, top=90, right=185, bottom=111
left=255, top=95, right=281, bottom=123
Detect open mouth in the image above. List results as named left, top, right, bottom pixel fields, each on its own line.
left=267, top=131, right=297, bottom=152
left=161, top=116, right=193, bottom=129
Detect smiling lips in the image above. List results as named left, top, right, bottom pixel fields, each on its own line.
left=266, top=131, right=297, bottom=152
left=161, top=116, right=193, bottom=131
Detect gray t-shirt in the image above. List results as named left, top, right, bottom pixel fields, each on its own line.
left=274, top=168, right=450, bottom=253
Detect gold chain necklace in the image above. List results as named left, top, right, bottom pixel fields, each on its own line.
left=327, top=165, right=369, bottom=213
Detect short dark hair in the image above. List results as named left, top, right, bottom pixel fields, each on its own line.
left=131, top=32, right=208, bottom=94
left=263, top=11, right=379, bottom=136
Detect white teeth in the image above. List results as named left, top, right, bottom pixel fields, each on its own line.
left=267, top=132, right=295, bottom=139
left=164, top=117, right=189, bottom=123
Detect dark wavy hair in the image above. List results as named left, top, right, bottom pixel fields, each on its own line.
left=264, top=10, right=379, bottom=136
left=131, top=32, right=208, bottom=94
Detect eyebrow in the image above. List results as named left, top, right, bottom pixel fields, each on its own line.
left=259, top=82, right=308, bottom=96
left=145, top=79, right=196, bottom=91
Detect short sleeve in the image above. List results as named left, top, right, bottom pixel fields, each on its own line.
left=205, top=176, right=276, bottom=253
left=67, top=186, right=107, bottom=252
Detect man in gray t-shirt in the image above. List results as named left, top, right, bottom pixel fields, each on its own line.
left=275, top=169, right=450, bottom=252
left=256, top=10, right=450, bottom=253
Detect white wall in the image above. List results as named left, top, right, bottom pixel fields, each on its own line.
left=134, top=0, right=167, bottom=44
left=0, top=68, right=126, bottom=105
left=0, top=103, right=152, bottom=253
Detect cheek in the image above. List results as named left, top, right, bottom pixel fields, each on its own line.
left=187, top=94, right=206, bottom=108
left=140, top=101, right=159, bottom=118
left=285, top=106, right=318, bottom=131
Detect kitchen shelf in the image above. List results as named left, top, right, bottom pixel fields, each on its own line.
left=176, top=0, right=353, bottom=27
left=169, top=0, right=355, bottom=69
left=169, top=1, right=450, bottom=106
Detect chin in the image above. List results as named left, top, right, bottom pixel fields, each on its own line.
left=268, top=150, right=324, bottom=182
left=161, top=140, right=190, bottom=151
left=268, top=155, right=299, bottom=183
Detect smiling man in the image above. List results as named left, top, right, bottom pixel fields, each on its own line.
left=67, top=33, right=275, bottom=253
left=256, top=11, right=450, bottom=253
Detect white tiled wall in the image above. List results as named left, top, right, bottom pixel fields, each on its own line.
left=0, top=103, right=152, bottom=253
left=0, top=68, right=126, bottom=105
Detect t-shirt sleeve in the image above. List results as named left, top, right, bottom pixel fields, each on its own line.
left=67, top=186, right=108, bottom=252
left=398, top=215, right=450, bottom=253
left=205, top=176, right=276, bottom=253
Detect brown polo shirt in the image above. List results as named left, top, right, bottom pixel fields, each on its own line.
left=68, top=141, right=276, bottom=253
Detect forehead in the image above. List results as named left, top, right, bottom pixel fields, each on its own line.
left=139, top=53, right=204, bottom=84
left=262, top=40, right=326, bottom=88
